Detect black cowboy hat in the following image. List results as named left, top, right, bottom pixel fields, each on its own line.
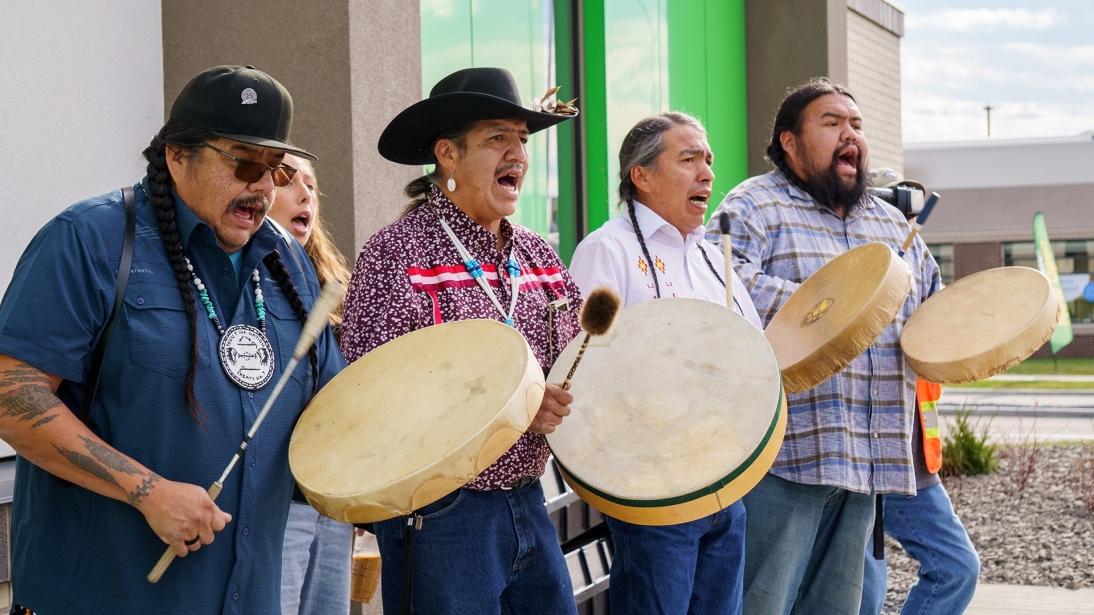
left=378, top=67, right=577, bottom=165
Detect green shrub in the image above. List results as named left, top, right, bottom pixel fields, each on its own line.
left=940, top=408, right=997, bottom=477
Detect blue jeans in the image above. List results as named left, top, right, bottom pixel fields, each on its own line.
left=860, top=483, right=980, bottom=615
left=280, top=501, right=354, bottom=615
left=742, top=474, right=875, bottom=615
left=606, top=499, right=745, bottom=615
left=373, top=482, right=577, bottom=615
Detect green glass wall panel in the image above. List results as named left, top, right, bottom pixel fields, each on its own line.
left=553, top=0, right=578, bottom=261
left=668, top=0, right=748, bottom=211
left=582, top=0, right=611, bottom=237
left=419, top=0, right=555, bottom=237
left=600, top=0, right=670, bottom=224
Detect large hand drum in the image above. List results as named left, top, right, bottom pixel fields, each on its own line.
left=765, top=242, right=911, bottom=394
left=289, top=320, right=545, bottom=523
left=546, top=298, right=786, bottom=526
left=902, top=267, right=1059, bottom=383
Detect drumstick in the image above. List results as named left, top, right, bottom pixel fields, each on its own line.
left=719, top=213, right=733, bottom=308
left=561, top=287, right=622, bottom=391
left=148, top=280, right=344, bottom=584
left=898, top=192, right=940, bottom=256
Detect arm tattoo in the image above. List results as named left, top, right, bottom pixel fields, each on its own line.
left=53, top=443, right=123, bottom=490
left=127, top=472, right=161, bottom=508
left=78, top=435, right=142, bottom=475
left=0, top=364, right=53, bottom=388
left=0, top=385, right=61, bottom=427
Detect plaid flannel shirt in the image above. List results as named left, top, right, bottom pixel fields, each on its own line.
left=707, top=169, right=941, bottom=495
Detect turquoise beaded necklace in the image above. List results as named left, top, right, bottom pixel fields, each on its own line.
left=185, top=257, right=276, bottom=391
left=435, top=215, right=521, bottom=327
left=185, top=257, right=267, bottom=334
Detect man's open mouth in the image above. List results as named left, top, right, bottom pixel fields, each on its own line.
left=837, top=147, right=858, bottom=171
left=496, top=169, right=522, bottom=195
left=229, top=197, right=267, bottom=226
left=688, top=191, right=711, bottom=207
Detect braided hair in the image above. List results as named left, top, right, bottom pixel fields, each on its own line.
left=142, top=119, right=319, bottom=425
left=617, top=112, right=707, bottom=299
left=143, top=120, right=213, bottom=425
left=263, top=249, right=320, bottom=395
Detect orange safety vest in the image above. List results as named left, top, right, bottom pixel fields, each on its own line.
left=917, top=379, right=943, bottom=474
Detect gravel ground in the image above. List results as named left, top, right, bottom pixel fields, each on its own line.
left=881, top=444, right=1094, bottom=614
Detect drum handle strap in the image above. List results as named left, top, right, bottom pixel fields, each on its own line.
left=54, top=186, right=135, bottom=488
left=400, top=514, right=422, bottom=615
left=872, top=493, right=885, bottom=560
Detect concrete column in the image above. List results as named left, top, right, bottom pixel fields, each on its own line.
left=162, top=0, right=421, bottom=262
left=744, top=0, right=848, bottom=176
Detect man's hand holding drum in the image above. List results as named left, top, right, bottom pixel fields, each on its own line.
left=529, top=383, right=573, bottom=435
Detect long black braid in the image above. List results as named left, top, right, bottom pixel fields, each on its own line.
left=627, top=201, right=661, bottom=299
left=263, top=249, right=320, bottom=396
left=142, top=120, right=214, bottom=426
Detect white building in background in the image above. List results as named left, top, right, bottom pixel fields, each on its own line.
left=905, top=132, right=1094, bottom=357
left=0, top=2, right=164, bottom=294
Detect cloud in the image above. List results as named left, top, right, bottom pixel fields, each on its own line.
left=1005, top=42, right=1094, bottom=65
left=903, top=94, right=1094, bottom=142
left=906, top=8, right=1060, bottom=31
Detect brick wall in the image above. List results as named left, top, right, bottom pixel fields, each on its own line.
left=953, top=242, right=1003, bottom=280
left=846, top=9, right=903, bottom=174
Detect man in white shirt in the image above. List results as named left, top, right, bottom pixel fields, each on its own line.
left=568, top=112, right=761, bottom=615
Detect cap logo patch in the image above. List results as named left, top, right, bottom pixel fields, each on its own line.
left=241, top=88, right=258, bottom=105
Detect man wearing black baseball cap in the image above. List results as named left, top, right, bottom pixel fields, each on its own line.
left=0, top=65, right=345, bottom=614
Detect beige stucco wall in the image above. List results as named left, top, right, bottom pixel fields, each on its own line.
left=847, top=9, right=903, bottom=174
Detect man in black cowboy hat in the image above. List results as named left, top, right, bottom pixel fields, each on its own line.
left=341, top=67, right=583, bottom=614
left=0, top=65, right=345, bottom=614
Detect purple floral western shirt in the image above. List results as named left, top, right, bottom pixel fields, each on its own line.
left=341, top=187, right=584, bottom=490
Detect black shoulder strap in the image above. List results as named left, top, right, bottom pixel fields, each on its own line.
left=77, top=186, right=136, bottom=426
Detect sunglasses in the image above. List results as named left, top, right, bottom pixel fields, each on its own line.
left=201, top=143, right=298, bottom=187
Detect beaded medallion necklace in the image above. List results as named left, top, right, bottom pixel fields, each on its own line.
left=186, top=257, right=275, bottom=391
left=435, top=215, right=521, bottom=327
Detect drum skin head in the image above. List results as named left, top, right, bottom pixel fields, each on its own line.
left=289, top=320, right=544, bottom=523
left=902, top=267, right=1059, bottom=384
left=546, top=298, right=785, bottom=526
left=765, top=242, right=911, bottom=394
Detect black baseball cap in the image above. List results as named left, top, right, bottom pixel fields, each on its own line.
left=170, top=65, right=316, bottom=161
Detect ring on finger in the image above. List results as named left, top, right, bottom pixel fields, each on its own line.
left=184, top=536, right=200, bottom=546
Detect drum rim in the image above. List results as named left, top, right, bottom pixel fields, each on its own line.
left=551, top=381, right=784, bottom=508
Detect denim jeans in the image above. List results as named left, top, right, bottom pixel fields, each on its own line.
left=860, top=483, right=980, bottom=615
left=280, top=501, right=354, bottom=615
left=606, top=499, right=745, bottom=615
left=373, top=482, right=577, bottom=615
left=742, top=474, right=875, bottom=615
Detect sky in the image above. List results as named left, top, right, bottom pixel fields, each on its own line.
left=901, top=0, right=1094, bottom=143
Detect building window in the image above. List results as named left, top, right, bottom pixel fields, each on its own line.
left=1005, top=240, right=1094, bottom=324
left=925, top=243, right=953, bottom=286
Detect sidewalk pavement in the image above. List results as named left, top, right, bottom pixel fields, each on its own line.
left=968, top=583, right=1094, bottom=614
left=989, top=374, right=1094, bottom=382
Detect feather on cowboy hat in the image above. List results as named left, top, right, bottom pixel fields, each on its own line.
left=378, top=67, right=578, bottom=165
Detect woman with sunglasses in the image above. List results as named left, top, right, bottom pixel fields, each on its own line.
left=268, top=154, right=355, bottom=615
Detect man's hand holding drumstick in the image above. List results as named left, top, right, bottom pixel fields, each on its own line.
left=531, top=287, right=622, bottom=435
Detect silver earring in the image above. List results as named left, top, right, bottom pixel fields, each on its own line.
left=447, top=177, right=456, bottom=192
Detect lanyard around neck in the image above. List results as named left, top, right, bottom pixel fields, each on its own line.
left=436, top=215, right=521, bottom=327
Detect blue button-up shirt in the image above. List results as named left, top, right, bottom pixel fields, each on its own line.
left=707, top=170, right=941, bottom=496
left=0, top=182, right=345, bottom=614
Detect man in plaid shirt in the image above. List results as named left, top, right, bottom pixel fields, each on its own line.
left=706, top=79, right=941, bottom=614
